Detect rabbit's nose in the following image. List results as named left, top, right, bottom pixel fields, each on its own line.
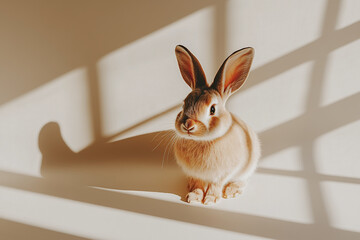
left=182, top=119, right=195, bottom=132
left=185, top=119, right=195, bottom=129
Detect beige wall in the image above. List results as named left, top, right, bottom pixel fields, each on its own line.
left=0, top=0, right=359, bottom=239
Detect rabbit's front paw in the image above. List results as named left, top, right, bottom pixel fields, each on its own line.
left=223, top=181, right=246, bottom=199
left=203, top=193, right=221, bottom=205
left=186, top=188, right=204, bottom=203
left=203, top=183, right=222, bottom=205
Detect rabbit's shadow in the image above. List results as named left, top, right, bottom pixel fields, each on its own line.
left=39, top=122, right=187, bottom=198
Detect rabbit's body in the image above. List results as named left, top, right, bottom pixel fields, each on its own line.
left=173, top=45, right=260, bottom=204
left=175, top=114, right=259, bottom=184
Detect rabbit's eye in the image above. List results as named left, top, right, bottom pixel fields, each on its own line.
left=210, top=105, right=216, bottom=115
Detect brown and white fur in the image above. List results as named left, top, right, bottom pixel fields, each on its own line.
left=173, top=45, right=261, bottom=205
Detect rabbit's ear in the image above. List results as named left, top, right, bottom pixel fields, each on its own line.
left=175, top=45, right=207, bottom=89
left=211, top=47, right=254, bottom=98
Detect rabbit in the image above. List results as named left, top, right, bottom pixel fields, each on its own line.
left=173, top=45, right=261, bottom=205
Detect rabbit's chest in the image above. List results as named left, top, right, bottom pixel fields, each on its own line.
left=174, top=125, right=248, bottom=181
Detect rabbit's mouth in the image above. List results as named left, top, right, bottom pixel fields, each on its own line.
left=175, top=128, right=214, bottom=141
left=175, top=129, right=196, bottom=139
left=175, top=128, right=201, bottom=140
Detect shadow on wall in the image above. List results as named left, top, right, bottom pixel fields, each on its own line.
left=39, top=122, right=187, bottom=198
left=0, top=0, right=219, bottom=145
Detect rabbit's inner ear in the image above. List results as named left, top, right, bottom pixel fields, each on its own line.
left=212, top=47, right=254, bottom=97
left=175, top=45, right=207, bottom=90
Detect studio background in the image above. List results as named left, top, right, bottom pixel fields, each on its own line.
left=0, top=0, right=359, bottom=239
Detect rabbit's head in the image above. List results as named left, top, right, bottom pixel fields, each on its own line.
left=174, top=45, right=254, bottom=141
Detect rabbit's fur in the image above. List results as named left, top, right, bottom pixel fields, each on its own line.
left=173, top=45, right=261, bottom=204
